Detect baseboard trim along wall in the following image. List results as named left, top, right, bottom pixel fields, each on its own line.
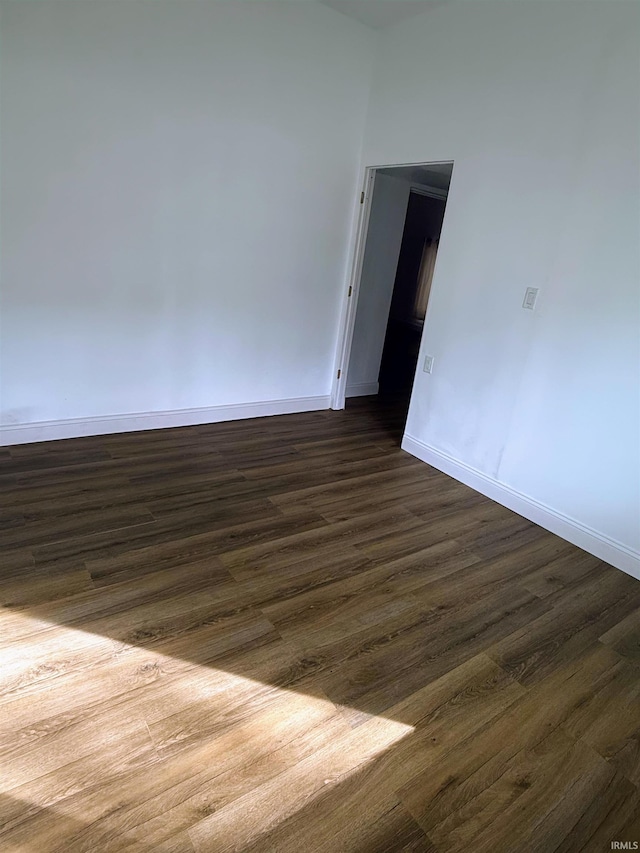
left=402, top=433, right=640, bottom=581
left=346, top=382, right=379, bottom=398
left=0, top=396, right=331, bottom=447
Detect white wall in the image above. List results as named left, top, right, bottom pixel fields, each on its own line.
left=363, top=0, right=640, bottom=574
left=0, top=0, right=373, bottom=437
left=346, top=173, right=409, bottom=396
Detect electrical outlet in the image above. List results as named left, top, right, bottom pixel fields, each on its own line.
left=423, top=354, right=434, bottom=374
left=523, top=287, right=539, bottom=310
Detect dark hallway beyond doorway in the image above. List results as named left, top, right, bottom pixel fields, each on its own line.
left=378, top=191, right=447, bottom=396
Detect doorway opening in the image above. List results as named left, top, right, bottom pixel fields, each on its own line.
left=332, top=161, right=453, bottom=441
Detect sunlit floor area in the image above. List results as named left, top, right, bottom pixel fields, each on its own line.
left=1, top=397, right=639, bottom=852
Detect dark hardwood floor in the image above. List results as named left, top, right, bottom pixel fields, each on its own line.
left=1, top=397, right=639, bottom=852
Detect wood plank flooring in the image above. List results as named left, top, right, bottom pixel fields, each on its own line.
left=1, top=396, right=639, bottom=852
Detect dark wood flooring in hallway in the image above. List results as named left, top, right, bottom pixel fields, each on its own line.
left=1, top=396, right=639, bottom=852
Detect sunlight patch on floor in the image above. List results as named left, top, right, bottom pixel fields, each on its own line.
left=0, top=609, right=414, bottom=848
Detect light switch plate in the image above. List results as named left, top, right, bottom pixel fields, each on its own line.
left=523, top=287, right=539, bottom=310
left=423, top=354, right=434, bottom=374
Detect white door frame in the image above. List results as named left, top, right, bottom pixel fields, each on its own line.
left=330, top=160, right=454, bottom=410
left=330, top=167, right=376, bottom=409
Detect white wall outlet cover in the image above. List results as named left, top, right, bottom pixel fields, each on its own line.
left=423, top=354, right=434, bottom=374
left=523, top=287, right=539, bottom=310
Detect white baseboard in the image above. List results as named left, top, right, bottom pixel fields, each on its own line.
left=401, top=433, right=640, bottom=581
left=346, top=382, right=379, bottom=398
left=0, top=396, right=331, bottom=447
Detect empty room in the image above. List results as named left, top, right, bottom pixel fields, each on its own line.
left=1, top=1, right=639, bottom=851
